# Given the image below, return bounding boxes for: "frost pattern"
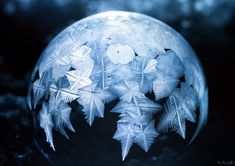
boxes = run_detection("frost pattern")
[28,12,208,160]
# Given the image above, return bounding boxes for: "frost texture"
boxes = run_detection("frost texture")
[28,11,208,160]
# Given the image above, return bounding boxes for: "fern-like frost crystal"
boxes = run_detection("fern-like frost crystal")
[28,11,208,160]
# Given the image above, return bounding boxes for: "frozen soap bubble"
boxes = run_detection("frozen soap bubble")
[28,11,208,160]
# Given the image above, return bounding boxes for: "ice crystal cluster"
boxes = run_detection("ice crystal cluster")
[28,11,208,160]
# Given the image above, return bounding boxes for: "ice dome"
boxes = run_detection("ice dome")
[28,11,208,160]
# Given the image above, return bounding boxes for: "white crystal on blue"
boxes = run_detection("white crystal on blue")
[28,11,208,160]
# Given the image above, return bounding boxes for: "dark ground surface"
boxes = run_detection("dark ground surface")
[0,1,235,166]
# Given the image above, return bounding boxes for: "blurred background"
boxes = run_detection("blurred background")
[0,0,234,165]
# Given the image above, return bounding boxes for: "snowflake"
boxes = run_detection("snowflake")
[28,11,208,160]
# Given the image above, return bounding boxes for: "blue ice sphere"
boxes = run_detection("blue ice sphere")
[28,11,208,160]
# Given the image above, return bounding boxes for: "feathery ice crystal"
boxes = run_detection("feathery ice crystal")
[28,11,208,160]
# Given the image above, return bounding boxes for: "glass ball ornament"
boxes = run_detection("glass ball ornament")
[28,11,208,162]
